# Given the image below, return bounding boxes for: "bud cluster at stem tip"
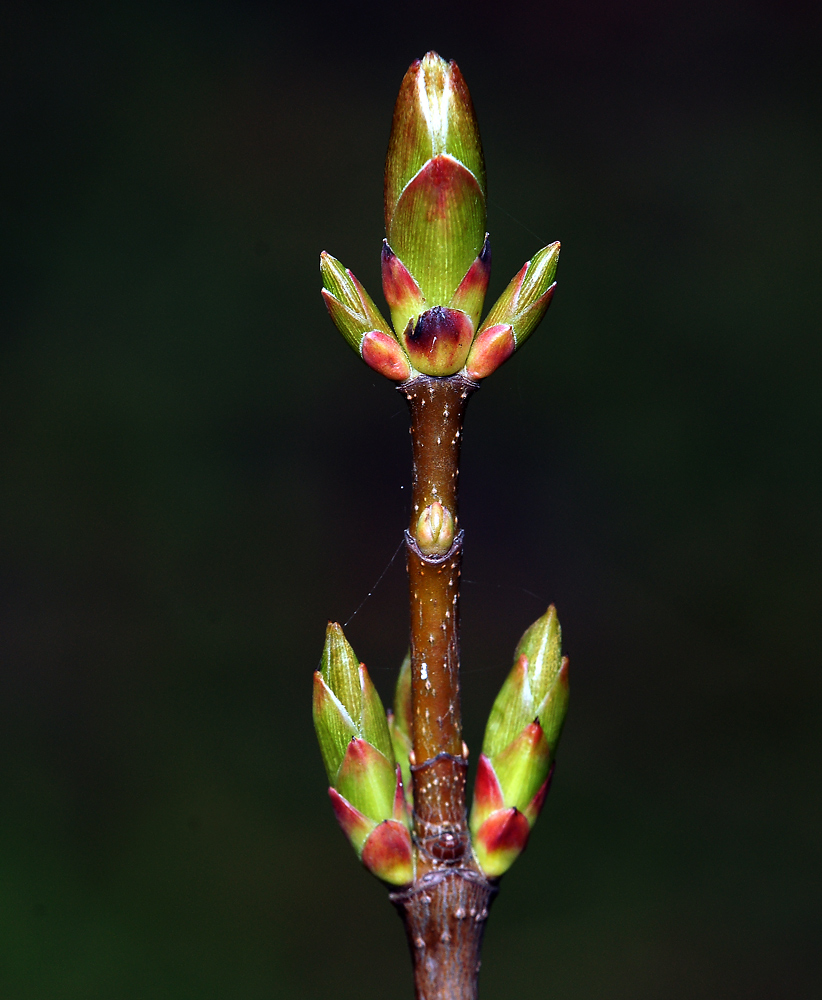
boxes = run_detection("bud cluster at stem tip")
[312,623,414,885]
[320,51,560,382]
[469,606,569,877]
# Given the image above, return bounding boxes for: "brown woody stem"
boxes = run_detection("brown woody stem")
[392,374,495,1000]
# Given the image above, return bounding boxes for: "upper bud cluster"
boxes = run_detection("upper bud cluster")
[320,52,560,382]
[313,623,413,885]
[469,606,569,877]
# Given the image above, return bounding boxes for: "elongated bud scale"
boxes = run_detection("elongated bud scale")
[415,502,455,555]
[384,52,486,309]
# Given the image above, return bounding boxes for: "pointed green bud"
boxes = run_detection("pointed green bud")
[464,323,515,380]
[320,252,411,381]
[313,623,395,783]
[482,606,567,760]
[478,242,560,352]
[385,52,487,308]
[470,607,568,878]
[415,502,455,556]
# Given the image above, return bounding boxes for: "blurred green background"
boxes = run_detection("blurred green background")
[2,1,820,997]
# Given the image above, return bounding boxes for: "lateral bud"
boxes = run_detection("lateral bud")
[319,252,411,381]
[470,242,560,377]
[469,605,569,877]
[312,623,413,885]
[415,502,455,556]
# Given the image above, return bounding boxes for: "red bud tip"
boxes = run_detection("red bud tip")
[474,808,531,878]
[402,305,474,376]
[465,323,515,379]
[361,331,411,381]
[361,820,414,885]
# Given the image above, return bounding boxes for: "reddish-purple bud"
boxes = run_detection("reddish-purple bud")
[400,305,474,376]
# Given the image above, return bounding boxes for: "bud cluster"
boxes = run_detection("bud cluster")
[469,606,569,877]
[320,51,560,382]
[313,623,413,885]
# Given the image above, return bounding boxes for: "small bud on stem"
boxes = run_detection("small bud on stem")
[415,502,455,556]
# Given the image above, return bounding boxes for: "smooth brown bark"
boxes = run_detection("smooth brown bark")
[394,374,495,1000]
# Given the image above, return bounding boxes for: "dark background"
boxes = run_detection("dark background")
[2,1,820,997]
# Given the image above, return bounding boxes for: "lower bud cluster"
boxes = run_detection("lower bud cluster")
[313,624,414,886]
[313,609,568,886]
[469,605,569,876]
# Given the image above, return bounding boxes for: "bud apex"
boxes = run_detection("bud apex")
[385,53,486,308]
[402,306,474,376]
[478,242,560,352]
[320,252,410,380]
[415,502,455,556]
